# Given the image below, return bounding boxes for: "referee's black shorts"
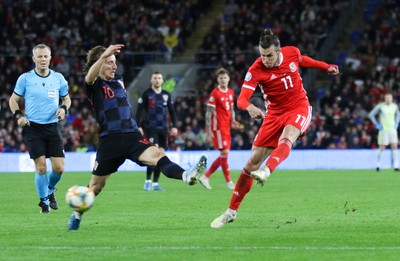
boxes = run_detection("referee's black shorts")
[24,122,64,159]
[93,132,155,176]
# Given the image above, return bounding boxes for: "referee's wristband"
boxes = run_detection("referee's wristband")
[13,110,23,120]
[60,105,68,114]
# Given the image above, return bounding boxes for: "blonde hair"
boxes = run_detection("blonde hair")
[215,68,229,77]
[32,44,51,56]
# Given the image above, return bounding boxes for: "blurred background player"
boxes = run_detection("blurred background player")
[136,72,178,191]
[199,68,239,190]
[211,29,339,228]
[68,44,206,230]
[9,43,71,213]
[368,93,400,171]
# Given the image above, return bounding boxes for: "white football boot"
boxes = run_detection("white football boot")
[250,167,270,186]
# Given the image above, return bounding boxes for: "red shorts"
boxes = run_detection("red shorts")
[211,129,231,150]
[253,102,312,148]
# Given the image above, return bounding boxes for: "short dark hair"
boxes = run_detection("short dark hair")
[259,28,280,49]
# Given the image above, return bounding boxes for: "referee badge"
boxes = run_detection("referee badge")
[48,89,56,100]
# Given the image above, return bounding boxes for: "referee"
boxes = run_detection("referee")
[9,44,71,214]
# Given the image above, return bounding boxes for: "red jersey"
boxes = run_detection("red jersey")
[238,46,329,115]
[207,87,235,132]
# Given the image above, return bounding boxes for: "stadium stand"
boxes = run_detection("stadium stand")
[1,0,399,153]
[0,0,210,152]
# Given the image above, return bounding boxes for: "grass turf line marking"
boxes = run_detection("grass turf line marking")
[1,246,400,251]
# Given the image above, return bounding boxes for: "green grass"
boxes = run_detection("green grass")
[1,169,400,260]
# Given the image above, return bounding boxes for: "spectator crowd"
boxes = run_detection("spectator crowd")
[1,0,400,153]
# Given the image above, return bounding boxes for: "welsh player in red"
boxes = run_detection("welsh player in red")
[211,29,339,228]
[199,68,239,190]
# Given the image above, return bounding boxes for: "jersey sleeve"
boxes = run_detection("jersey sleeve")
[167,92,177,127]
[207,89,217,108]
[237,69,258,111]
[14,73,26,96]
[368,104,381,125]
[230,89,235,105]
[59,73,69,97]
[298,46,330,71]
[135,90,146,126]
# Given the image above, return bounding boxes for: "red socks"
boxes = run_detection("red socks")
[205,155,231,182]
[205,156,220,178]
[229,168,254,210]
[220,155,231,182]
[266,138,292,172]
[227,138,293,212]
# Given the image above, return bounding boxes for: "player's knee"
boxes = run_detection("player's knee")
[36,165,47,174]
[53,165,64,174]
[152,147,166,161]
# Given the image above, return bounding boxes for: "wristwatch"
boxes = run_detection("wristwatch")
[14,110,23,120]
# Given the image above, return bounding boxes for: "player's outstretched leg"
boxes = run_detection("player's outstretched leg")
[183,155,207,185]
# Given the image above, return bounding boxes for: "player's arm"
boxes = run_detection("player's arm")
[368,105,382,129]
[9,92,30,127]
[395,106,400,129]
[85,44,124,85]
[205,105,214,143]
[9,92,21,115]
[136,93,146,135]
[56,94,71,120]
[167,92,177,136]
[300,55,339,75]
[237,86,265,119]
[230,103,240,129]
[205,105,214,134]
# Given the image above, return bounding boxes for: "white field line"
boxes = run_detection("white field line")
[1,246,400,251]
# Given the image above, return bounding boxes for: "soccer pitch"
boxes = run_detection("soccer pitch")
[1,169,400,261]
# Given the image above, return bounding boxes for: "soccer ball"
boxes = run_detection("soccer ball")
[65,185,95,213]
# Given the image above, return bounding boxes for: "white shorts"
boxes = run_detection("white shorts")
[378,129,398,146]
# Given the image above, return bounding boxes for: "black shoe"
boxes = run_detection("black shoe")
[394,168,399,172]
[376,167,380,172]
[38,201,50,214]
[48,193,59,210]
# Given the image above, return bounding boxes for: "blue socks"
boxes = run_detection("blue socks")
[35,173,49,205]
[35,171,62,205]
[48,171,62,195]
